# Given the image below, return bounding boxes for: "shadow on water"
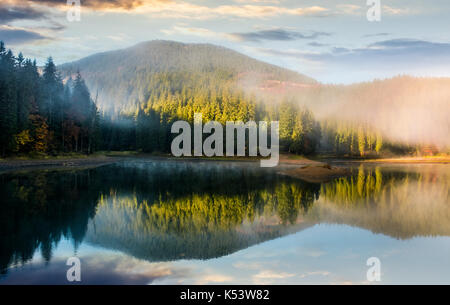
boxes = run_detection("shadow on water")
[0,160,449,275]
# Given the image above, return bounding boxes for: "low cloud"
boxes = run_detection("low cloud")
[308,42,329,47]
[367,39,448,50]
[161,25,217,38]
[228,29,331,42]
[363,33,391,38]
[161,26,331,44]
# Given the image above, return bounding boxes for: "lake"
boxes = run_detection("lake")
[0,159,449,284]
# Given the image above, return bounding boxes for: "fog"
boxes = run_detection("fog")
[239,75,450,149]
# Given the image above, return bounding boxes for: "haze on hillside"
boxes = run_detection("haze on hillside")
[59,40,450,150]
[59,41,315,111]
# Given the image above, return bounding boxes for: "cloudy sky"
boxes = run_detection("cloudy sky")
[1,0,450,83]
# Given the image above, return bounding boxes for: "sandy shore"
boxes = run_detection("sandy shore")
[278,165,351,183]
[277,155,351,183]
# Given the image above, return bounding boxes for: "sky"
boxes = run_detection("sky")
[1,0,450,84]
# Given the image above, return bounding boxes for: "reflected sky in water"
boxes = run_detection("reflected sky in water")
[0,160,449,284]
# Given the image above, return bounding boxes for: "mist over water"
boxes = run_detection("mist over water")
[240,75,450,149]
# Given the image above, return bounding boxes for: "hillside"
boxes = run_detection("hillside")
[269,76,450,150]
[58,40,450,152]
[59,40,316,111]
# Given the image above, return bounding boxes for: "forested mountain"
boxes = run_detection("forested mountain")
[59,40,316,112]
[57,40,322,154]
[0,40,321,156]
[58,40,449,156]
[2,39,448,157]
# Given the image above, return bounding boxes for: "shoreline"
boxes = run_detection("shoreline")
[277,155,351,183]
[0,156,121,173]
[359,157,450,164]
[1,154,447,182]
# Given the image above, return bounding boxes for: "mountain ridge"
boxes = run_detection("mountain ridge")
[58,40,316,111]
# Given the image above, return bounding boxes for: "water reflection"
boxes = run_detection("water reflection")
[316,165,450,238]
[0,169,99,274]
[0,160,449,280]
[85,162,320,261]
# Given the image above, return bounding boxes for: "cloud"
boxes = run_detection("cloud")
[252,47,317,58]
[195,274,234,285]
[335,3,414,17]
[254,270,295,279]
[233,0,280,3]
[256,39,450,63]
[228,28,331,42]
[0,25,48,44]
[213,5,329,18]
[3,0,421,20]
[298,271,331,278]
[363,33,391,38]
[308,42,329,47]
[0,255,189,285]
[19,0,329,19]
[383,5,412,16]
[27,0,153,10]
[254,38,450,83]
[252,270,295,284]
[162,25,218,38]
[0,3,62,47]
[0,3,47,23]
[367,39,447,50]
[336,4,361,15]
[331,47,350,54]
[161,26,332,45]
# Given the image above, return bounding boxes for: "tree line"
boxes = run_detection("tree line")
[0,42,100,156]
[2,41,388,157]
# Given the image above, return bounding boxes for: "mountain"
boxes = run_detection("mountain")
[58,40,316,112]
[58,40,450,150]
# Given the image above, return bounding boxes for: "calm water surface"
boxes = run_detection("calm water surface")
[0,160,449,284]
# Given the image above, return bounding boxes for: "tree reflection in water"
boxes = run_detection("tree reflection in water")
[0,161,448,275]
